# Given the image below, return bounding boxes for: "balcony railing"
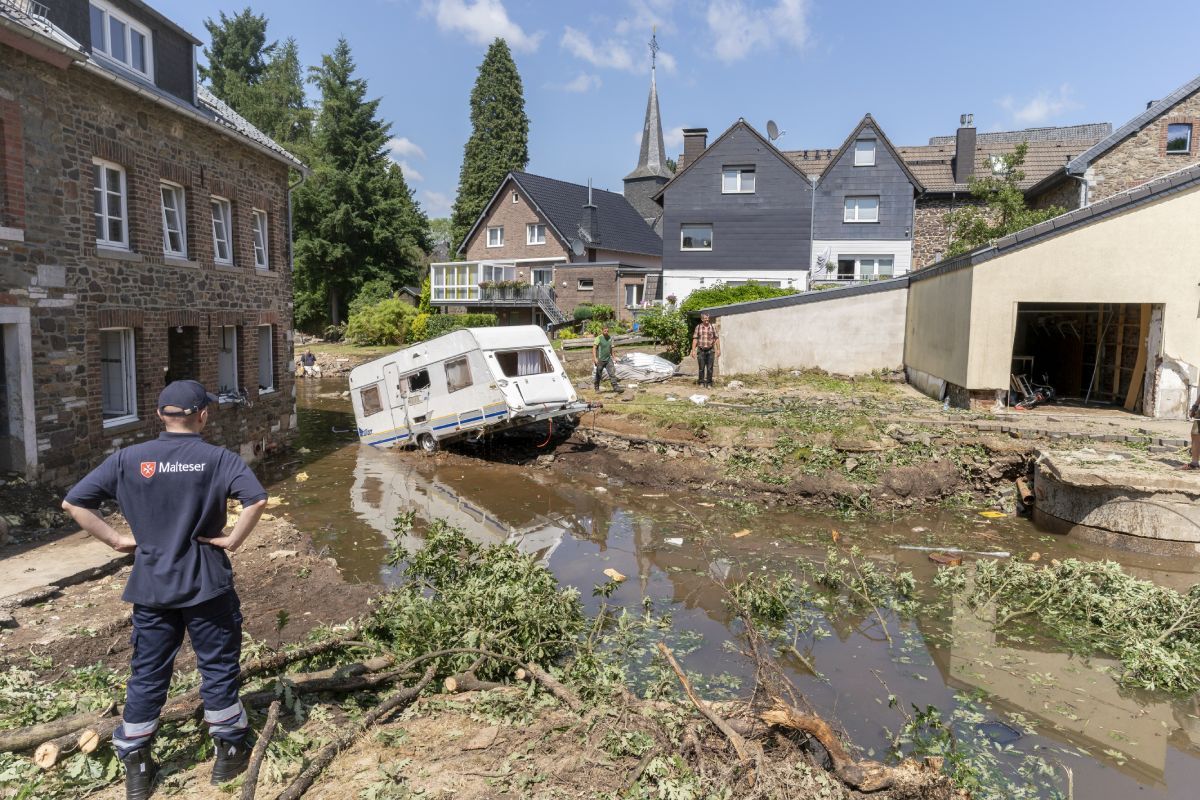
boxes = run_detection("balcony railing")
[1,0,51,24]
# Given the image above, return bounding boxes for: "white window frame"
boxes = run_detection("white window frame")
[251,208,269,270]
[624,283,643,307]
[511,190,519,204]
[1166,123,1193,155]
[217,325,239,397]
[680,224,713,251]
[99,327,137,427]
[853,139,876,167]
[160,181,187,257]
[257,324,274,393]
[93,158,128,249]
[526,223,546,245]
[89,0,153,79]
[843,196,879,223]
[486,226,504,248]
[578,278,594,291]
[431,263,480,301]
[211,196,233,264]
[721,167,756,194]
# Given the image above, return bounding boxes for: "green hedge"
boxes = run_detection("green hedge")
[679,281,795,314]
[345,298,416,346]
[410,312,498,342]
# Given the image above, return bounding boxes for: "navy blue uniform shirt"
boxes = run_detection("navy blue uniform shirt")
[64,432,269,608]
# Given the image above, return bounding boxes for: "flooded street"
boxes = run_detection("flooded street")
[266,379,1200,799]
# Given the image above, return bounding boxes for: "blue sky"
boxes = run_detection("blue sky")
[153,0,1200,219]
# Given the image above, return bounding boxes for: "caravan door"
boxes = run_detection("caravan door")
[402,368,432,428]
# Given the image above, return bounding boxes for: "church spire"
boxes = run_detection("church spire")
[624,28,671,181]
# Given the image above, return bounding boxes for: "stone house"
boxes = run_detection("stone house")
[0,0,305,484]
[430,170,662,326]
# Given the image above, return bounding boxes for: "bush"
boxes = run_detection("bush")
[348,278,397,319]
[409,312,430,343]
[417,276,433,314]
[321,322,346,343]
[410,312,498,342]
[590,304,615,322]
[573,304,595,322]
[637,305,689,361]
[345,298,416,346]
[584,318,628,336]
[679,281,795,314]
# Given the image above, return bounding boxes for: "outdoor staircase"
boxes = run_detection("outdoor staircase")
[533,285,569,327]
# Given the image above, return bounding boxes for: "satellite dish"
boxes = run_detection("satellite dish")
[767,120,779,140]
[569,238,585,257]
[815,246,831,271]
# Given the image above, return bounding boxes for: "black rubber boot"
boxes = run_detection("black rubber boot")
[122,747,157,800]
[210,737,251,785]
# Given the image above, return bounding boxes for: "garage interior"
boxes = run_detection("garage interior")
[1010,302,1157,412]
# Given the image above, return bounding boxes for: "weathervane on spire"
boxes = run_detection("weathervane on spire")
[649,26,659,72]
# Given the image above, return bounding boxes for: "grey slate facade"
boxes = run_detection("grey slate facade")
[813,117,917,242]
[659,122,814,276]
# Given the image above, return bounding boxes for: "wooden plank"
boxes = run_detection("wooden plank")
[1124,303,1151,411]
[1111,306,1126,396]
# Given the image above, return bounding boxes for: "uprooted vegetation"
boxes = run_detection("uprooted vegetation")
[0,521,964,800]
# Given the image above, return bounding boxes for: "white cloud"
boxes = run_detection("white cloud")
[561,27,635,71]
[999,84,1078,125]
[421,189,453,217]
[656,51,677,73]
[387,137,426,160]
[557,73,603,93]
[398,162,424,182]
[705,0,809,64]
[422,0,543,53]
[615,0,675,36]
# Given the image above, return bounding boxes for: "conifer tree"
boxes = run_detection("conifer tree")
[449,39,530,254]
[199,8,273,107]
[293,39,428,328]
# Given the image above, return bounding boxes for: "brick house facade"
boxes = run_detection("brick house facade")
[0,1,304,484]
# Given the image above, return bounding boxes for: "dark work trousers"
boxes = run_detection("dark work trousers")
[696,347,715,385]
[594,358,621,391]
[112,591,248,757]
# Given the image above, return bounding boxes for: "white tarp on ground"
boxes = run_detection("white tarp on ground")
[614,352,677,382]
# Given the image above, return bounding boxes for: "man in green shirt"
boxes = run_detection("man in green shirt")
[592,324,622,392]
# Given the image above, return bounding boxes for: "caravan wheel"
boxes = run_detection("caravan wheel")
[418,433,439,453]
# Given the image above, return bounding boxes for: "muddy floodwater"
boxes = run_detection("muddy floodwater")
[265,379,1200,799]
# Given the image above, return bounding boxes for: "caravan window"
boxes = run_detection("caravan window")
[496,349,552,377]
[360,384,383,416]
[405,369,430,393]
[445,357,473,393]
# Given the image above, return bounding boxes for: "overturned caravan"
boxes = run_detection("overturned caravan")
[349,326,590,451]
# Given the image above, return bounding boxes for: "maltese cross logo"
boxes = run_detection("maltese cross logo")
[140,461,156,479]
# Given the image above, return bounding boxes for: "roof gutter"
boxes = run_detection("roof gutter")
[0,14,87,63]
[74,58,308,173]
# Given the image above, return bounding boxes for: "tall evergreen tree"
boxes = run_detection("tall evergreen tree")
[244,38,312,148]
[449,39,529,254]
[199,8,274,107]
[293,39,428,328]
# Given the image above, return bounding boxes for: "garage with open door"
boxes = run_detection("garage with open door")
[1010,302,1159,411]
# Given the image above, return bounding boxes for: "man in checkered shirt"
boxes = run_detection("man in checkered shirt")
[691,313,719,388]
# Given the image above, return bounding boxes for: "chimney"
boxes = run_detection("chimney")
[579,179,599,247]
[953,113,976,184]
[679,128,708,171]
[1146,99,1156,109]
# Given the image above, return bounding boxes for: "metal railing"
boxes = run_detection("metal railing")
[1,0,51,24]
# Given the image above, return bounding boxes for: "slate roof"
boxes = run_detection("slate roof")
[1067,74,1200,174]
[816,113,925,191]
[458,171,663,258]
[0,1,304,170]
[783,123,1109,192]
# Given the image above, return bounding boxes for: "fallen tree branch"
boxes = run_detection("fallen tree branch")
[656,643,751,765]
[240,700,281,800]
[273,665,437,800]
[0,703,114,754]
[443,671,504,693]
[760,698,897,792]
[394,647,583,713]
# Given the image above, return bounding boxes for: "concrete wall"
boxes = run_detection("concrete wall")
[714,282,908,376]
[903,262,974,390]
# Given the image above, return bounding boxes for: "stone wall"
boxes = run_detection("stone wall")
[461,177,568,262]
[1029,175,1082,212]
[0,45,297,485]
[912,197,975,269]
[1087,89,1200,203]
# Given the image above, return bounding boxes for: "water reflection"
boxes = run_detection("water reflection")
[266,379,1200,799]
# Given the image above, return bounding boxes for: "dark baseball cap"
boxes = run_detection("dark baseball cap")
[157,380,217,417]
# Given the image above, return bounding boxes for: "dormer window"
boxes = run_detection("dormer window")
[90,1,153,79]
[854,139,876,167]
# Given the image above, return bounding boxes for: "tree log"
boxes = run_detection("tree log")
[443,672,504,693]
[657,643,751,765]
[273,665,437,800]
[240,700,281,800]
[760,698,897,792]
[0,704,113,754]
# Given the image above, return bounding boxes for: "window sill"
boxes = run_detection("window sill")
[163,255,199,268]
[0,226,24,242]
[96,246,143,262]
[258,388,276,396]
[215,262,241,272]
[102,416,143,433]
[680,248,713,252]
[720,190,755,195]
[842,220,880,224]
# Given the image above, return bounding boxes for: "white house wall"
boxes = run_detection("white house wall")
[663,269,809,304]
[810,240,912,276]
